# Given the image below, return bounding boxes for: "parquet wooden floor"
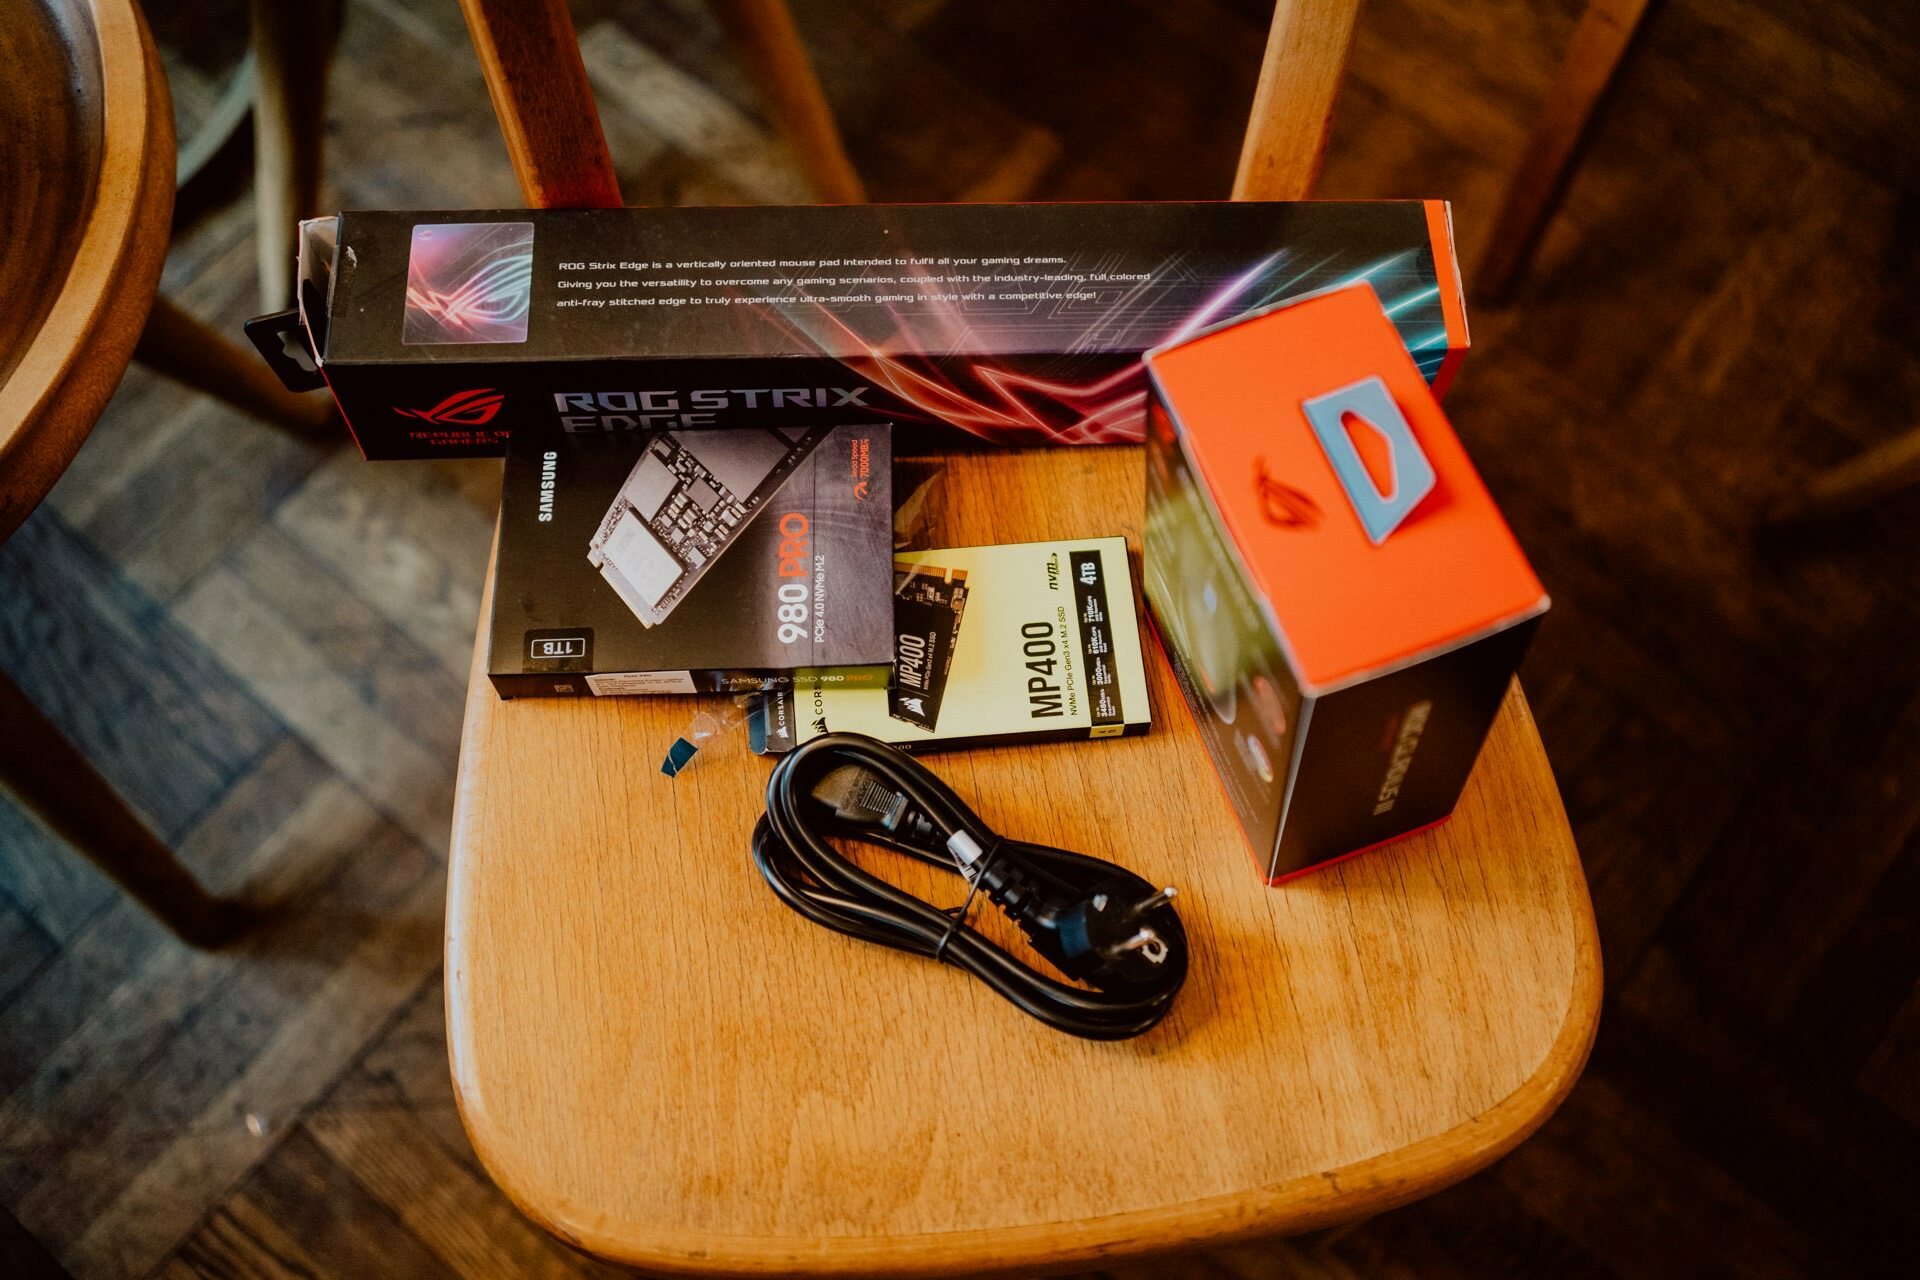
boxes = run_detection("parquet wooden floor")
[4,0,1917,1276]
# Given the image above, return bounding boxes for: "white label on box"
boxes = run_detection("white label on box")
[585,671,697,696]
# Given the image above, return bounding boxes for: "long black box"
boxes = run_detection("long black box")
[291,202,1468,459]
[1143,285,1545,882]
[488,421,894,698]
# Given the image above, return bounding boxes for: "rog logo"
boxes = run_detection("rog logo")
[396,388,504,426]
[1254,458,1323,530]
[852,479,871,501]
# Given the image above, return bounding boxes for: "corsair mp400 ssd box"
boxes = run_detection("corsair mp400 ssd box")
[747,537,1152,754]
[279,202,1468,458]
[1143,283,1546,883]
[488,421,893,698]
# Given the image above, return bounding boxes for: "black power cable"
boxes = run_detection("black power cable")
[750,733,1189,1040]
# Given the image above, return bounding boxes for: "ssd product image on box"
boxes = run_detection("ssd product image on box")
[489,422,893,697]
[889,561,969,729]
[749,537,1150,753]
[588,426,830,626]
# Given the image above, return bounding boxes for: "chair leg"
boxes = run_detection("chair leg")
[0,669,247,948]
[250,0,335,311]
[134,293,336,434]
[710,0,866,204]
[1231,0,1362,202]
[1473,0,1655,304]
[1766,426,1920,527]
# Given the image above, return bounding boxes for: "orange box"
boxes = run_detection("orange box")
[1143,282,1547,882]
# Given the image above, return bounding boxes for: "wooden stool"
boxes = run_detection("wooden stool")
[442,1,1601,1271]
[0,0,251,947]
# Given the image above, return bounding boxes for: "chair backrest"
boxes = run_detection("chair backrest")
[1233,0,1360,199]
[456,0,1360,211]
[459,0,622,210]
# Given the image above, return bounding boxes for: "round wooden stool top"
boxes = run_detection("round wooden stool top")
[0,0,174,543]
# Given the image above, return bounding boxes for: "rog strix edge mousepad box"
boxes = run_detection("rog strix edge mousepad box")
[487,420,894,698]
[286,202,1467,458]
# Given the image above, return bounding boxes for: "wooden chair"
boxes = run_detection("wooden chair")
[1467,0,1918,523]
[0,0,254,946]
[244,0,339,310]
[128,1,344,427]
[463,0,862,208]
[150,1,343,311]
[443,1,1602,1272]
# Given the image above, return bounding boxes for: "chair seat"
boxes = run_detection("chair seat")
[446,444,1600,1276]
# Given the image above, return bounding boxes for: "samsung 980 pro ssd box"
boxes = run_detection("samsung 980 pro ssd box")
[487,421,893,698]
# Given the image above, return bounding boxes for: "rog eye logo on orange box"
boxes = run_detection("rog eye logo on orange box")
[1253,460,1322,530]
[1143,282,1547,884]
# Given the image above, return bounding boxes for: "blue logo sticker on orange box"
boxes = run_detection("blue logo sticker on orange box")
[1300,374,1437,546]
